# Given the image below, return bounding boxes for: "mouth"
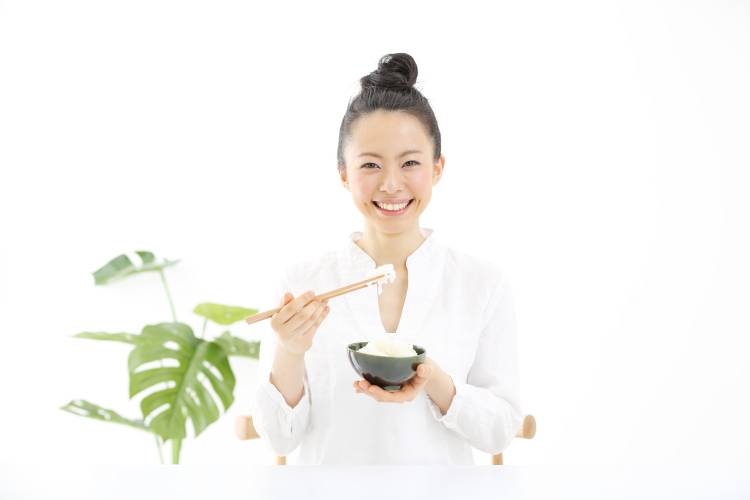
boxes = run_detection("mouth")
[372,199,414,216]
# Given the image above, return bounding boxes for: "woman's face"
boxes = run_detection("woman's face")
[340,110,445,235]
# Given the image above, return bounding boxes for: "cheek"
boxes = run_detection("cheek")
[350,177,377,203]
[410,171,434,197]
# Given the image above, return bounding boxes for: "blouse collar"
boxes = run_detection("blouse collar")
[341,227,443,336]
[346,227,438,269]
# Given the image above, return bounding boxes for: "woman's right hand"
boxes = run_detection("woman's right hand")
[270,290,330,356]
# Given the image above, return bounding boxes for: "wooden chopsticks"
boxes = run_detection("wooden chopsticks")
[244,273,388,325]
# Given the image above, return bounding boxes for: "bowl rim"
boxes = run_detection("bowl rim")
[347,341,426,359]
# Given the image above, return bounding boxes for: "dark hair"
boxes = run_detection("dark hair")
[336,53,442,173]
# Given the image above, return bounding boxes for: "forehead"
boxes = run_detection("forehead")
[348,110,431,155]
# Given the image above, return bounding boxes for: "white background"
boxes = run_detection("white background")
[1,0,748,467]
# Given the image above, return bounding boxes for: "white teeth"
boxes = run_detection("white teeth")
[375,200,409,211]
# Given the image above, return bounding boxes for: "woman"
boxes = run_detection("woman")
[252,53,523,465]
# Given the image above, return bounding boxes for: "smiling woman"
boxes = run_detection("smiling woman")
[343,109,440,228]
[336,53,444,236]
[250,53,524,465]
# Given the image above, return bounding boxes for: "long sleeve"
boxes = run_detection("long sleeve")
[427,273,524,454]
[250,271,312,456]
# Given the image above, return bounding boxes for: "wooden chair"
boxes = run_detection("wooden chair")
[235,413,536,465]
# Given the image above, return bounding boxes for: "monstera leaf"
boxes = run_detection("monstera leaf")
[128,322,235,440]
[73,331,140,344]
[93,251,179,285]
[214,331,260,358]
[73,330,258,358]
[193,302,258,325]
[60,399,149,432]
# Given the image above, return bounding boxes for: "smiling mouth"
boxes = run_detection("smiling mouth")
[372,199,414,215]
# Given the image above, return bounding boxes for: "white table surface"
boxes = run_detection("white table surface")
[1,464,748,500]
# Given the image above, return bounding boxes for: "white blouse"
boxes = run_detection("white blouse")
[250,227,523,465]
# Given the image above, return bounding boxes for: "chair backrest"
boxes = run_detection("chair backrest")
[235,413,536,465]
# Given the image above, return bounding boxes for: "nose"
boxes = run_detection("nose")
[380,166,404,193]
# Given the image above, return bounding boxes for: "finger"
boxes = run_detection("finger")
[296,303,329,337]
[396,383,418,401]
[367,384,397,402]
[353,379,375,396]
[396,368,431,401]
[413,363,433,384]
[355,383,381,401]
[270,292,294,327]
[275,290,315,325]
[317,304,331,327]
[284,298,324,332]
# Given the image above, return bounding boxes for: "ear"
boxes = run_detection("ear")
[431,154,445,186]
[339,166,350,191]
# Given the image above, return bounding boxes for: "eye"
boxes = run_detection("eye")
[360,163,380,169]
[403,160,420,168]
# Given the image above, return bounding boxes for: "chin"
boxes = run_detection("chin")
[374,218,419,232]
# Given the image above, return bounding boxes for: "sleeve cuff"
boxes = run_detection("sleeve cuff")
[259,374,311,429]
[427,381,467,430]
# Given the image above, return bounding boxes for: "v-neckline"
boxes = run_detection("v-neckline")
[377,268,408,333]
[342,228,442,338]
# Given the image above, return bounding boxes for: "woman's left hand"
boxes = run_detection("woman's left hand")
[353,358,435,403]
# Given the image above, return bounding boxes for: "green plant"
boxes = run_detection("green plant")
[60,251,260,464]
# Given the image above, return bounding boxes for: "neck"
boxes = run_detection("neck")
[357,224,426,270]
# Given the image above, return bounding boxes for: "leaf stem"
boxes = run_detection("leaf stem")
[171,438,182,464]
[201,318,207,339]
[159,269,177,322]
[155,434,164,464]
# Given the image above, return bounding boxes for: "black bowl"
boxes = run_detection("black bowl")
[347,341,427,391]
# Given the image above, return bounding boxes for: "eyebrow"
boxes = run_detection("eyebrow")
[358,150,422,159]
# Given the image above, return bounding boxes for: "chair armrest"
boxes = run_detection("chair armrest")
[235,415,260,440]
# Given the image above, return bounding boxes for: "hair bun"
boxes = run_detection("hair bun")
[360,53,418,91]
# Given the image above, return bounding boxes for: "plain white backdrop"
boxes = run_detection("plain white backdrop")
[1,0,748,466]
